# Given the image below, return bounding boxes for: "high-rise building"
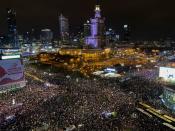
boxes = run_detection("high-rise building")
[123,24,131,41]
[40,29,53,46]
[7,8,19,48]
[59,14,69,42]
[85,1,106,48]
[83,20,91,37]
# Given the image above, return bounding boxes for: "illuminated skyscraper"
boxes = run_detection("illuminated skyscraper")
[7,8,19,48]
[85,0,106,48]
[59,14,69,42]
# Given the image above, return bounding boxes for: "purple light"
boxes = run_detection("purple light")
[85,4,105,48]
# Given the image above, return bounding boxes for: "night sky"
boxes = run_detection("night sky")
[1,0,175,40]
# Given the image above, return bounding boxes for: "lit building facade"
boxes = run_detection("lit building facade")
[85,3,106,48]
[83,20,91,37]
[123,24,131,41]
[59,14,69,42]
[106,28,119,42]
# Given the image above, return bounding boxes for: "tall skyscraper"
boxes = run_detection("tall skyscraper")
[7,8,19,48]
[85,0,106,48]
[59,14,69,42]
[83,20,91,37]
[123,24,131,41]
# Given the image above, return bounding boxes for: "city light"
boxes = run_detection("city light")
[0,1,175,130]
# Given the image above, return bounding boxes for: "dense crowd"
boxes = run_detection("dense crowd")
[0,64,173,130]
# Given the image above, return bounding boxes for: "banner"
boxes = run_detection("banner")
[0,59,24,86]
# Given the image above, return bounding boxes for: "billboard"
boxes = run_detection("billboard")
[1,55,21,60]
[0,59,24,87]
[159,67,175,79]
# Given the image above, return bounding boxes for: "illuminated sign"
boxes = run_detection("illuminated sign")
[0,49,21,56]
[1,55,21,60]
[104,68,116,73]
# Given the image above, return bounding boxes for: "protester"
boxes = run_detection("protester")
[0,64,171,130]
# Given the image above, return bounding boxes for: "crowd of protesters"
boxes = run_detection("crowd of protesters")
[0,63,173,130]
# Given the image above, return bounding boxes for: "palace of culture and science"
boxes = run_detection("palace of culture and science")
[85,2,106,48]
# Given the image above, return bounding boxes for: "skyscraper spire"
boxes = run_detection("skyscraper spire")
[95,0,101,18]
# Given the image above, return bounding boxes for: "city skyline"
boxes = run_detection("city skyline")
[1,1,175,131]
[0,0,175,40]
